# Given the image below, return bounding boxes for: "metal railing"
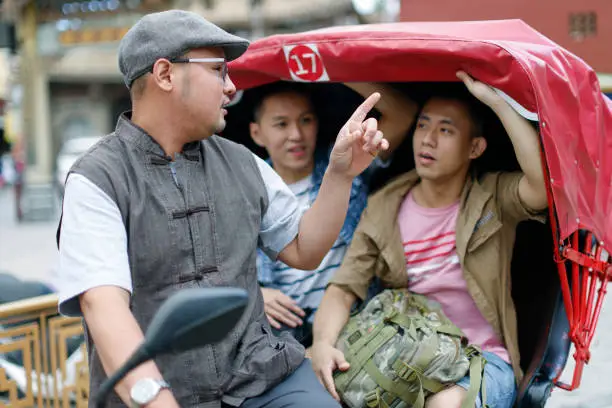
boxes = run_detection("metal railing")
[0,294,89,407]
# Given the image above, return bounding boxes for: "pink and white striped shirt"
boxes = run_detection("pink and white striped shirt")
[398,190,510,363]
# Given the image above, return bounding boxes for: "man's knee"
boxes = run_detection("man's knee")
[289,364,341,407]
[260,383,340,408]
[294,388,341,408]
[254,360,341,408]
[425,386,466,408]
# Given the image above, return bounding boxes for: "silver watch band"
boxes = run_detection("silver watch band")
[129,379,170,408]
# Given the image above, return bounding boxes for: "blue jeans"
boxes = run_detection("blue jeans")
[456,351,517,408]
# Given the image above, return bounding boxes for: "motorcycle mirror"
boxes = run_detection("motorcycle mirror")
[95,287,249,407]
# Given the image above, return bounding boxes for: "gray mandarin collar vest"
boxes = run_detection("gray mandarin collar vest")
[65,114,305,408]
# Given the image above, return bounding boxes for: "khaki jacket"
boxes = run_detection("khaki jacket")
[330,170,546,381]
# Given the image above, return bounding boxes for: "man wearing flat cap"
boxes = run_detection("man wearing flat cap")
[56,9,387,408]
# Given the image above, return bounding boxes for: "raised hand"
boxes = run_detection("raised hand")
[457,70,503,108]
[328,92,389,178]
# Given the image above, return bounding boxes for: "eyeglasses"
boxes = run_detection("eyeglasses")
[170,57,228,84]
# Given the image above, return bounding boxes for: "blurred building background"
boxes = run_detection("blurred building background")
[0,2,610,406]
[0,0,608,215]
[0,0,377,192]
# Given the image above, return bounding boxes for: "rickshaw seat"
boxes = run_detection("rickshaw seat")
[511,221,572,408]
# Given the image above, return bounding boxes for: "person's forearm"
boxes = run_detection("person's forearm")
[80,287,179,407]
[289,170,353,270]
[345,82,417,159]
[345,82,415,119]
[490,99,546,191]
[313,285,356,345]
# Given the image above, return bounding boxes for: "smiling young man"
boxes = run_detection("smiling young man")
[248,83,416,347]
[310,73,548,408]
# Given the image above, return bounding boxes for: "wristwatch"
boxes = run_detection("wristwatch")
[129,378,170,408]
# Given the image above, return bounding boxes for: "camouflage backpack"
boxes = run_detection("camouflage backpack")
[334,289,488,408]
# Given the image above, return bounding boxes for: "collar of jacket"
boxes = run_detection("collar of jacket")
[361,169,494,278]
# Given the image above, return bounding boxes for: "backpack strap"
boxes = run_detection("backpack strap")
[460,346,488,408]
[364,359,425,408]
[334,323,397,390]
[387,312,465,341]
[393,360,446,394]
[364,389,392,408]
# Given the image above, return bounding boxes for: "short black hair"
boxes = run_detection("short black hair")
[422,87,488,139]
[251,82,315,123]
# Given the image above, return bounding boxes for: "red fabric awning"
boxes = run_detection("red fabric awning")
[229,19,612,250]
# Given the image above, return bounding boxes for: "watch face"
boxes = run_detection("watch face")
[131,379,161,405]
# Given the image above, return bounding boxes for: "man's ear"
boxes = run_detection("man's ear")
[150,59,174,92]
[249,122,266,148]
[469,136,487,160]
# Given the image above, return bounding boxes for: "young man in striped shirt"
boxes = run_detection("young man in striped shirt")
[249,82,416,347]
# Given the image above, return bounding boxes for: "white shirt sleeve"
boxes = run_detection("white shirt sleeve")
[252,153,307,260]
[57,173,132,317]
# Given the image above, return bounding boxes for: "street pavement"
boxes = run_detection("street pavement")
[0,186,610,406]
[546,297,612,408]
[0,186,61,286]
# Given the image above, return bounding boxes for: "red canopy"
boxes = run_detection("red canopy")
[229,19,612,251]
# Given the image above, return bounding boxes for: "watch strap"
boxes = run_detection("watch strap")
[129,378,171,408]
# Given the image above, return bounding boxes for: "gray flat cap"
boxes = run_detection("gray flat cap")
[118,9,250,88]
